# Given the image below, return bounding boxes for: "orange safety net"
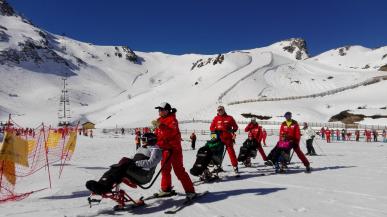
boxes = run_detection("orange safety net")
[0,116,79,203]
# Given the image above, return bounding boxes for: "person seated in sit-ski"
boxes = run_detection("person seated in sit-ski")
[86,133,162,195]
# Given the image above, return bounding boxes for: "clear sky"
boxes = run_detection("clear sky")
[6,0,387,56]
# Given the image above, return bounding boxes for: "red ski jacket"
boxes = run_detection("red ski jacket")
[245,123,262,143]
[279,120,301,145]
[155,113,182,149]
[325,130,331,137]
[210,113,238,143]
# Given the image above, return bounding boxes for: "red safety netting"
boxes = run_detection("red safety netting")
[0,115,79,203]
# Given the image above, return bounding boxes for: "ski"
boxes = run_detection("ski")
[164,191,209,214]
[193,176,221,186]
[142,189,177,201]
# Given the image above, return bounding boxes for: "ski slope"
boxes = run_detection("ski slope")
[1,131,386,217]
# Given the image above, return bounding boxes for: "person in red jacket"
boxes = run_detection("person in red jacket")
[320,127,325,140]
[355,129,360,141]
[364,129,372,142]
[153,102,195,198]
[336,129,340,141]
[210,105,239,173]
[325,128,331,143]
[190,132,197,150]
[244,118,267,161]
[277,112,310,172]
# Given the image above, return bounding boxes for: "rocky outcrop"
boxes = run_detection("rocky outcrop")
[0,30,9,42]
[114,46,139,63]
[379,64,387,72]
[329,110,387,124]
[241,113,272,120]
[122,46,138,63]
[0,0,15,16]
[337,46,351,56]
[0,37,77,72]
[281,38,309,60]
[191,54,225,70]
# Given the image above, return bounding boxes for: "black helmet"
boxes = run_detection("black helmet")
[141,133,157,146]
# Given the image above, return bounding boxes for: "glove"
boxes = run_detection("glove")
[151,119,160,128]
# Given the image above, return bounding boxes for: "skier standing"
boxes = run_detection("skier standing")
[325,128,331,143]
[355,129,360,141]
[134,131,141,150]
[382,129,387,143]
[210,105,239,174]
[190,132,197,150]
[365,129,372,142]
[153,102,196,198]
[302,122,317,155]
[320,127,325,140]
[336,129,340,141]
[341,129,346,141]
[372,129,378,142]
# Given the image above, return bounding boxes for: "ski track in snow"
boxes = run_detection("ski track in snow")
[212,54,253,84]
[217,52,272,102]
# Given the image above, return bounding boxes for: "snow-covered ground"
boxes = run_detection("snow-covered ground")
[1,1,387,216]
[1,130,386,217]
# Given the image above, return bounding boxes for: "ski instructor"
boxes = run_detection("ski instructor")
[279,112,311,172]
[210,105,239,174]
[153,102,196,199]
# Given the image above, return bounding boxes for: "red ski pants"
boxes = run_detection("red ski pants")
[293,143,310,167]
[160,148,195,193]
[257,145,268,161]
[223,140,238,167]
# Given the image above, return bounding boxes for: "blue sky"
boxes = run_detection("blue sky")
[7,0,387,56]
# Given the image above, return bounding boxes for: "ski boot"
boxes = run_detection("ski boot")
[305,165,312,173]
[264,160,274,167]
[154,188,177,198]
[233,166,240,176]
[243,158,252,167]
[86,180,111,195]
[199,168,212,181]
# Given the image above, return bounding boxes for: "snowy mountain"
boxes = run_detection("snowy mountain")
[2,2,387,217]
[1,0,387,128]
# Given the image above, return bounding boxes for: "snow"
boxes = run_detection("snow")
[1,130,386,217]
[1,5,387,215]
[313,45,387,70]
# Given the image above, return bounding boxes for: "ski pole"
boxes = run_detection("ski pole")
[288,150,295,163]
[314,139,326,156]
[314,139,336,165]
